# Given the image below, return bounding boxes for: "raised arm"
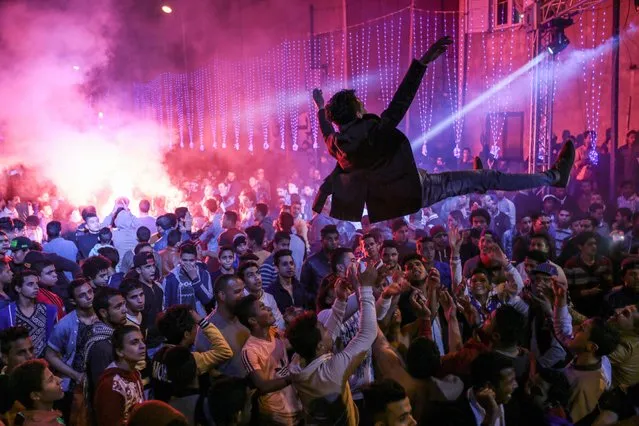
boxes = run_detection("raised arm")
[313,89,335,139]
[380,36,452,130]
[321,264,378,385]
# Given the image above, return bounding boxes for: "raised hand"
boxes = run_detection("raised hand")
[551,277,568,307]
[312,88,325,109]
[420,36,453,65]
[410,290,431,318]
[358,261,379,288]
[382,282,402,299]
[335,278,352,301]
[439,290,457,322]
[449,226,463,255]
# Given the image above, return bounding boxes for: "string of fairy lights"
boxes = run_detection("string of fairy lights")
[132,6,609,161]
[578,7,607,165]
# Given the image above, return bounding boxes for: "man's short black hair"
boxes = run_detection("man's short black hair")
[493,305,526,347]
[470,208,491,226]
[136,226,151,243]
[119,278,143,298]
[362,379,408,423]
[589,318,621,357]
[589,202,605,213]
[617,207,633,221]
[218,245,234,257]
[0,326,30,356]
[391,219,408,233]
[68,278,91,300]
[406,337,440,379]
[278,212,294,231]
[273,231,291,245]
[112,325,142,360]
[93,287,122,321]
[139,199,151,214]
[235,294,259,329]
[223,211,238,224]
[255,203,268,218]
[325,89,360,126]
[156,304,196,345]
[9,359,48,409]
[214,274,239,303]
[329,247,353,273]
[286,311,321,361]
[321,225,339,238]
[470,352,514,391]
[381,240,399,251]
[238,261,260,280]
[179,241,198,257]
[134,242,152,255]
[274,249,293,267]
[175,207,189,220]
[81,255,112,280]
[401,253,424,269]
[167,229,182,248]
[245,226,265,246]
[45,221,62,239]
[204,198,218,214]
[575,231,598,247]
[0,217,14,232]
[363,229,382,243]
[97,247,120,268]
[156,214,178,232]
[525,250,548,263]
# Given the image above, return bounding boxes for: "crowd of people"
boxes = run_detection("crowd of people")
[0,130,637,426]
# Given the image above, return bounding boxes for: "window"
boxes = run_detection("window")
[493,0,522,29]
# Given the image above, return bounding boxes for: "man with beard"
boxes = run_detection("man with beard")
[195,274,250,378]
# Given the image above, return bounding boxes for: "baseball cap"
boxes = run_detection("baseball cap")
[10,236,32,251]
[531,262,558,277]
[429,225,447,238]
[133,252,155,269]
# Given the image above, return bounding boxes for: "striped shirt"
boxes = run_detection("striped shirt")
[259,256,278,289]
[241,329,302,425]
[564,255,613,316]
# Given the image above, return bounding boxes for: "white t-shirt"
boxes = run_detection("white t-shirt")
[241,329,302,425]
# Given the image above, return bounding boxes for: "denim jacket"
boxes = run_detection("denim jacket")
[47,310,79,391]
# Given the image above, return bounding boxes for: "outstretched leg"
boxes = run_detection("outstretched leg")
[421,142,575,207]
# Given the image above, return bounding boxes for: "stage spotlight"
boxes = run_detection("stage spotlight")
[547,31,570,55]
[546,17,573,55]
[161,5,173,14]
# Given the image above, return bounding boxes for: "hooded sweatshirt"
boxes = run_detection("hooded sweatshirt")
[112,211,139,268]
[288,287,376,426]
[94,362,144,426]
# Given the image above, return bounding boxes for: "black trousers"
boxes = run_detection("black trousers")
[420,169,556,207]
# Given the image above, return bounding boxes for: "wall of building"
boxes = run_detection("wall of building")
[461,0,639,165]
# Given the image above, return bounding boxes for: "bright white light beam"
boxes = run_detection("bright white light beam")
[412,52,548,150]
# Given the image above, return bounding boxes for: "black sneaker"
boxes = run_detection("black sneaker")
[473,157,483,170]
[550,141,575,187]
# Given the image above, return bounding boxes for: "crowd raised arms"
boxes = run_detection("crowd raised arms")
[1,36,639,425]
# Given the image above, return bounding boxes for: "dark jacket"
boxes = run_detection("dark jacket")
[300,250,331,302]
[266,276,311,313]
[313,60,427,223]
